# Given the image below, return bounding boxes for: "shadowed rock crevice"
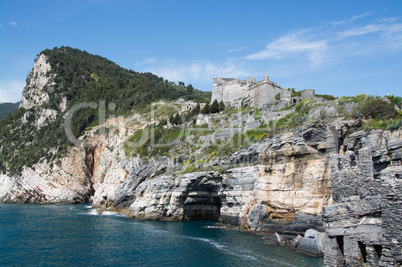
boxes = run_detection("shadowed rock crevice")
[83,145,97,201]
[182,175,222,220]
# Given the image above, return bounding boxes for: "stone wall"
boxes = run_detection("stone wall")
[302,89,315,100]
[322,129,402,266]
[211,77,247,107]
[211,75,285,109]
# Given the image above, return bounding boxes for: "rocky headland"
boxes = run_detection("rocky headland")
[1,47,401,266]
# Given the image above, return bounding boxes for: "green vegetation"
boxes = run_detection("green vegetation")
[290,88,301,97]
[124,124,190,159]
[388,119,402,132]
[253,108,262,120]
[210,99,220,114]
[315,94,337,101]
[274,99,316,132]
[358,96,396,120]
[201,102,210,114]
[386,95,402,109]
[277,104,293,111]
[342,95,402,131]
[219,101,225,112]
[0,102,19,119]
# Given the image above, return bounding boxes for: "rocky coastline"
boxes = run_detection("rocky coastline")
[1,48,401,266]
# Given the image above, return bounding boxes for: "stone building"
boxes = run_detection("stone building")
[211,75,316,108]
[211,75,284,108]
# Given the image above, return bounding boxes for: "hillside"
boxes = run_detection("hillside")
[0,47,211,175]
[0,102,19,119]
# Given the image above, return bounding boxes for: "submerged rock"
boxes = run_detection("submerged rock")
[266,232,284,245]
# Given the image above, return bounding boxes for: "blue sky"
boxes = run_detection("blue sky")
[0,0,401,103]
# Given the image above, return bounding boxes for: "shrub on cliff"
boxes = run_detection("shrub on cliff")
[386,95,402,109]
[358,97,396,120]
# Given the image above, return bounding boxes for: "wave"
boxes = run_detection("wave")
[87,209,99,215]
[101,211,126,217]
[86,209,127,217]
[179,235,299,266]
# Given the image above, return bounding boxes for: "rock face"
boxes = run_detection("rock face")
[322,129,402,266]
[104,121,336,236]
[218,122,335,234]
[19,54,53,110]
[0,147,91,203]
[129,172,222,221]
[0,129,127,204]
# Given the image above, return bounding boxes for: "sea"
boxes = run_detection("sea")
[0,204,323,266]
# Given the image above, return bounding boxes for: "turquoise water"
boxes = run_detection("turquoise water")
[0,204,323,266]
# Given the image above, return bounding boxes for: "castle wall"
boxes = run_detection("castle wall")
[249,81,282,108]
[280,90,292,102]
[211,77,247,106]
[211,76,285,108]
[302,89,315,100]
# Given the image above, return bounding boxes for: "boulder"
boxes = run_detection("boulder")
[266,232,284,245]
[296,229,324,257]
[291,235,303,248]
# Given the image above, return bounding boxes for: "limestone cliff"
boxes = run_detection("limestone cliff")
[107,120,352,235]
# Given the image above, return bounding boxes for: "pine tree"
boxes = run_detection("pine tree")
[210,99,219,113]
[201,102,210,114]
[193,102,200,114]
[219,100,225,112]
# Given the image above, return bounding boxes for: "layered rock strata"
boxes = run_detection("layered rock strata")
[322,129,402,266]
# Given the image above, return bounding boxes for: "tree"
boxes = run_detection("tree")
[201,102,210,114]
[173,113,181,125]
[219,100,225,112]
[178,81,185,87]
[193,102,200,114]
[186,84,194,95]
[210,99,219,113]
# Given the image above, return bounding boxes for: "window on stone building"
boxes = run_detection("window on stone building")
[358,241,367,263]
[336,236,344,256]
[374,245,382,258]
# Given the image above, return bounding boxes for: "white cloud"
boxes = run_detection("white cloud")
[245,31,328,66]
[375,17,400,23]
[337,21,402,51]
[339,23,386,38]
[158,61,244,81]
[8,21,18,27]
[0,80,25,103]
[142,60,246,90]
[332,12,373,26]
[134,58,157,65]
[227,46,249,53]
